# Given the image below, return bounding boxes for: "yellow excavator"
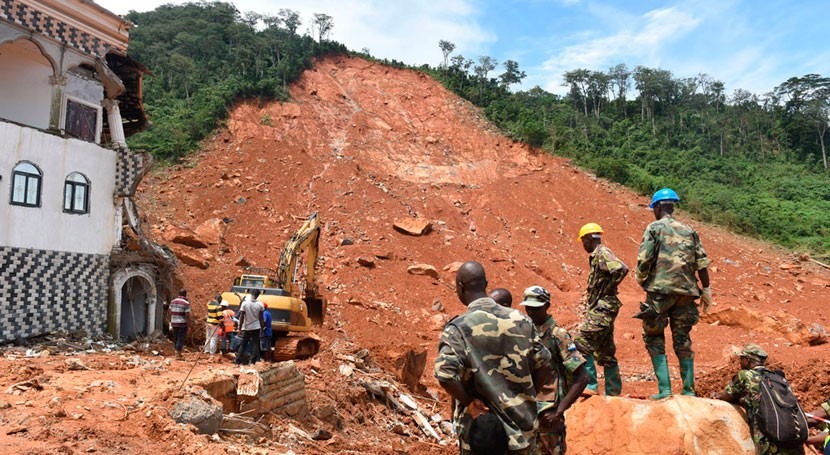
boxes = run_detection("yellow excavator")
[221,212,326,360]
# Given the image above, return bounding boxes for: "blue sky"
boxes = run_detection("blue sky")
[96,0,829,97]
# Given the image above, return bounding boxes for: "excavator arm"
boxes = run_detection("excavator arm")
[276,212,320,300]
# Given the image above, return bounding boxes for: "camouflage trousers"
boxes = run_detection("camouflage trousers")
[750,428,805,455]
[536,401,565,455]
[640,293,699,359]
[574,296,621,368]
[459,438,537,455]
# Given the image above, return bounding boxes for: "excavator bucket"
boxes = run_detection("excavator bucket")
[305,297,326,325]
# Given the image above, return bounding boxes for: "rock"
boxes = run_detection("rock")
[339,238,354,246]
[432,299,444,312]
[357,257,376,268]
[374,251,394,260]
[622,332,635,340]
[166,228,209,249]
[310,429,332,440]
[408,263,439,279]
[168,396,223,435]
[442,262,463,274]
[234,256,250,267]
[567,396,753,454]
[393,218,432,236]
[397,349,427,392]
[174,248,209,269]
[429,313,447,331]
[194,218,226,245]
[66,358,90,371]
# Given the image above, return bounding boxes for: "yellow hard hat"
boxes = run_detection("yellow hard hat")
[578,223,604,241]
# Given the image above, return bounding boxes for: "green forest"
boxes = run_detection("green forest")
[124,2,830,258]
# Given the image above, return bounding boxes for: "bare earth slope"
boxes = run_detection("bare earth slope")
[2,55,828,454]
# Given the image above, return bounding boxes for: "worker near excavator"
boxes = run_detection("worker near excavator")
[235,289,265,365]
[169,289,191,360]
[205,294,223,356]
[489,287,513,308]
[635,188,711,399]
[435,261,551,455]
[574,223,628,396]
[712,344,805,455]
[521,285,590,454]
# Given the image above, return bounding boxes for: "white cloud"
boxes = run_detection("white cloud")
[534,6,701,94]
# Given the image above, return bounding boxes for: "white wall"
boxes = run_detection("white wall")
[0,39,52,130]
[0,122,117,255]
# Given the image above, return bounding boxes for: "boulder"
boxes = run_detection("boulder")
[168,396,223,435]
[393,218,432,236]
[173,248,209,269]
[407,263,439,279]
[357,257,376,268]
[194,218,226,245]
[442,262,463,274]
[165,227,209,249]
[567,395,754,454]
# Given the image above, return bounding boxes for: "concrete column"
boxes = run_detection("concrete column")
[102,98,127,148]
[48,74,67,131]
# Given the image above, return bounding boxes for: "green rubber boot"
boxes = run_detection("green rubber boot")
[679,357,695,396]
[650,355,672,400]
[604,365,622,396]
[584,355,598,393]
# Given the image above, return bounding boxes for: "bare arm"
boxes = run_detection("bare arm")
[532,366,552,394]
[712,390,734,402]
[698,268,710,288]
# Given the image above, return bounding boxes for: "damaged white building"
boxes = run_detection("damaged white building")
[0,0,173,343]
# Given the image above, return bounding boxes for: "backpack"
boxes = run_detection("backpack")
[755,368,809,446]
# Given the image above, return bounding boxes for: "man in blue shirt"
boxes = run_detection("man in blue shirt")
[260,302,273,362]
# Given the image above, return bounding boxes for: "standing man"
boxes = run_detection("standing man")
[219,300,237,354]
[521,285,590,454]
[574,223,628,396]
[435,261,551,455]
[489,287,513,308]
[169,289,191,360]
[235,289,265,365]
[712,344,805,455]
[259,302,273,363]
[635,188,711,399]
[205,294,223,356]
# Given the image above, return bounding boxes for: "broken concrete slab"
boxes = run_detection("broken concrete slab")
[169,396,224,435]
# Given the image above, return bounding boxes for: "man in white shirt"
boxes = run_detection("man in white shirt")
[235,289,265,365]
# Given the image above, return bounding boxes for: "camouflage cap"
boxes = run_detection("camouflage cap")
[520,285,550,307]
[736,343,768,362]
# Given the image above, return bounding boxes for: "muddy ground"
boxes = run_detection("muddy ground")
[1,55,829,454]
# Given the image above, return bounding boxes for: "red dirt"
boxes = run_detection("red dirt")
[2,55,829,454]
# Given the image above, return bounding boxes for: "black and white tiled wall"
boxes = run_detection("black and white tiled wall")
[0,246,109,342]
[115,149,150,197]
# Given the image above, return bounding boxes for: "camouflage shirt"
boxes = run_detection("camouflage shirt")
[435,297,552,451]
[635,215,710,296]
[536,315,586,411]
[725,367,804,455]
[586,244,629,310]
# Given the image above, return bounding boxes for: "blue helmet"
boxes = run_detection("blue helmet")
[649,188,680,208]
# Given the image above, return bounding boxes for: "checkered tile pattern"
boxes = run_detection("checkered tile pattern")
[0,246,110,342]
[115,149,149,196]
[0,0,112,58]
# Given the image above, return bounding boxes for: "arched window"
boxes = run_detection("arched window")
[63,172,90,214]
[11,162,42,207]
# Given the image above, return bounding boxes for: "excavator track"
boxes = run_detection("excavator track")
[272,335,320,361]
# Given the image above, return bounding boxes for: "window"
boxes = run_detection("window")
[11,162,41,207]
[65,99,98,142]
[63,172,90,214]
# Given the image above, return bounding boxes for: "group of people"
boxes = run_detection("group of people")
[434,188,822,455]
[167,288,274,365]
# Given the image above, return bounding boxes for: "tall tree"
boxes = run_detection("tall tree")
[312,13,333,42]
[499,59,526,88]
[278,9,301,34]
[438,40,455,71]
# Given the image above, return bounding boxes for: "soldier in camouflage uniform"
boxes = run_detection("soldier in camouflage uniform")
[435,261,552,455]
[635,188,711,399]
[713,344,805,455]
[573,223,628,396]
[521,285,589,455]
